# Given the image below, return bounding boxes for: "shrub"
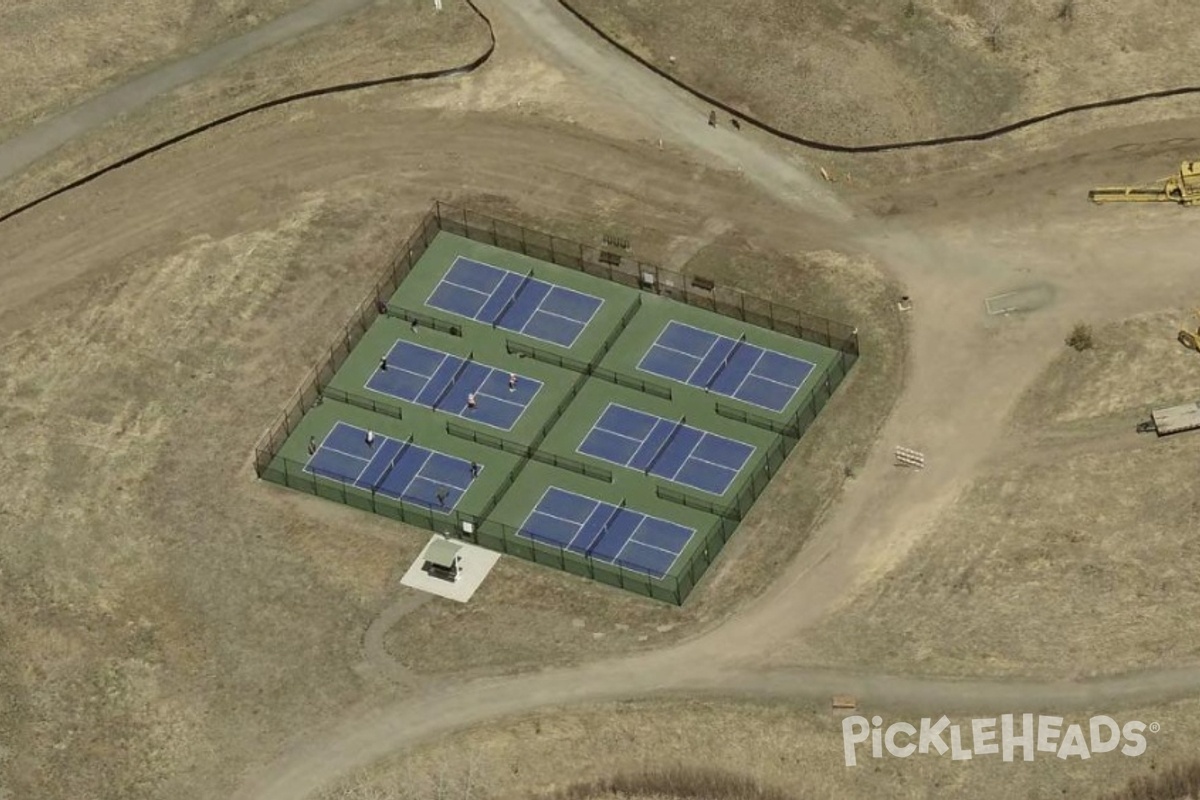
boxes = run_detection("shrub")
[1066,323,1094,351]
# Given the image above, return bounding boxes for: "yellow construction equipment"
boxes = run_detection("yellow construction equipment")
[1181,310,1200,351]
[1089,161,1200,205]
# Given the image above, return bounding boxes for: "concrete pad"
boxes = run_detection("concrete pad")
[399,535,500,602]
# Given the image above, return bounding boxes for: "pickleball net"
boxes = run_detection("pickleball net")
[704,333,748,390]
[643,416,687,476]
[431,352,473,410]
[493,269,535,329]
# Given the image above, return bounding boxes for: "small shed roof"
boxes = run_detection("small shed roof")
[425,539,462,569]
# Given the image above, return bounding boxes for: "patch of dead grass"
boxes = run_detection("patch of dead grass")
[567,0,1200,146]
[777,311,1200,677]
[314,696,1200,800]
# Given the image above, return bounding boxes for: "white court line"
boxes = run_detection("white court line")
[473,367,541,409]
[749,370,803,390]
[386,364,432,382]
[729,347,766,398]
[689,453,744,472]
[560,294,605,348]
[536,284,606,325]
[301,423,350,475]
[439,277,491,299]
[595,402,652,444]
[394,449,435,503]
[659,525,697,578]
[750,351,820,384]
[720,392,795,414]
[515,279,552,333]
[573,402,643,468]
[420,354,453,406]
[537,307,587,324]
[516,287,605,348]
[624,533,680,557]
[474,390,528,411]
[415,452,474,492]
[610,515,645,566]
[649,340,708,361]
[423,257,504,320]
[594,425,642,445]
[513,485,557,541]
[488,271,530,324]
[547,283,605,314]
[592,504,696,579]
[537,506,593,528]
[332,433,392,486]
[565,500,612,552]
[385,340,447,379]
[639,417,680,468]
[663,429,704,481]
[685,334,725,383]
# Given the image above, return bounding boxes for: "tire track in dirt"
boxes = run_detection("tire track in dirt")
[230,3,1200,797]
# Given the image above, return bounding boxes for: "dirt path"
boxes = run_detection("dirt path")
[4,0,1195,796]
[0,0,382,183]
[356,591,432,689]
[232,2,1200,798]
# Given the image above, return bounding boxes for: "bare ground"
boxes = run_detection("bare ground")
[0,0,316,138]
[0,0,488,212]
[4,0,1200,798]
[0,61,891,797]
[773,309,1200,678]
[312,695,1200,800]
[566,0,1200,147]
[383,216,901,677]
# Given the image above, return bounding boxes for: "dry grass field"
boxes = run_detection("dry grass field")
[383,214,901,677]
[0,0,488,212]
[5,0,1200,798]
[568,0,1200,146]
[0,56,893,795]
[0,0,313,136]
[775,309,1200,678]
[313,696,1200,800]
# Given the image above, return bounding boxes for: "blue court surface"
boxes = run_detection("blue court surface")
[576,403,754,495]
[365,340,542,431]
[517,487,694,578]
[425,256,604,348]
[304,422,477,512]
[637,321,815,413]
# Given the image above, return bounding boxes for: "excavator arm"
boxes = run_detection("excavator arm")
[1090,161,1200,206]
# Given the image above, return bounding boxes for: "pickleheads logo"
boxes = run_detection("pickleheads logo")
[842,715,1158,766]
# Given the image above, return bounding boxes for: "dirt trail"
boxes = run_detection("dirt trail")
[2,0,1197,797]
[0,0,382,183]
[234,1,1200,797]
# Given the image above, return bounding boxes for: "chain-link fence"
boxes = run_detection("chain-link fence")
[433,201,859,356]
[253,207,440,476]
[253,201,859,605]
